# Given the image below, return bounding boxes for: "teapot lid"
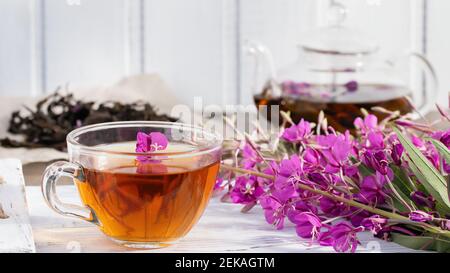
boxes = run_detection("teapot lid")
[300,1,379,56]
[300,26,379,56]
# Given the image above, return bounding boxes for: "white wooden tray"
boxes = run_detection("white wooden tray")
[0,159,35,252]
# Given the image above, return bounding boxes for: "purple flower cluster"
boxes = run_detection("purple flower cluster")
[224,113,450,252]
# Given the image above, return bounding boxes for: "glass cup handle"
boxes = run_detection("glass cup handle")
[41,161,100,225]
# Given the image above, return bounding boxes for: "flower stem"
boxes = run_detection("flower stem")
[220,163,450,238]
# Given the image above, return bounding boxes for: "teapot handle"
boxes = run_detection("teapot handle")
[244,40,282,97]
[389,52,439,118]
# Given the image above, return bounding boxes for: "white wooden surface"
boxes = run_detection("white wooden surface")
[0,159,35,253]
[25,185,419,253]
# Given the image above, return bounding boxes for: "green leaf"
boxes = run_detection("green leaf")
[393,127,450,212]
[429,138,450,202]
[391,232,450,253]
[390,165,415,196]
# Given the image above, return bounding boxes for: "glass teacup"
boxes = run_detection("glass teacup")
[41,121,222,248]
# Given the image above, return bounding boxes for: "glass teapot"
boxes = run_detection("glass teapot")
[248,1,438,132]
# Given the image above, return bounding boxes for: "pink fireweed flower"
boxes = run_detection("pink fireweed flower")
[316,132,355,174]
[410,191,436,209]
[281,119,312,143]
[274,155,304,198]
[386,134,404,166]
[345,80,358,92]
[354,114,379,134]
[288,211,323,240]
[303,147,323,167]
[409,210,434,223]
[391,142,404,165]
[136,132,168,152]
[366,131,385,150]
[318,222,364,253]
[431,130,450,173]
[291,200,319,215]
[320,196,350,217]
[436,130,450,147]
[281,81,311,95]
[362,150,390,175]
[230,176,264,204]
[241,143,263,169]
[349,209,372,227]
[356,172,390,205]
[259,193,292,230]
[361,215,388,234]
[136,132,168,162]
[411,135,425,148]
[411,137,441,170]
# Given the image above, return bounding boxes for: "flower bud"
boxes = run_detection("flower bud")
[409,210,433,223]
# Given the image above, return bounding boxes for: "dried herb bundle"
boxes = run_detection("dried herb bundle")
[0,91,177,151]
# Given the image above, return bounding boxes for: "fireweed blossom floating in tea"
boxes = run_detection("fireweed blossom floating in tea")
[218,106,450,253]
[136,132,168,154]
[135,132,169,173]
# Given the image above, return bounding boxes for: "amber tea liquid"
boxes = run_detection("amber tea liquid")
[75,142,220,244]
[255,83,413,133]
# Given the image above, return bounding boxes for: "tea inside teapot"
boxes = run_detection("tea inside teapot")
[250,1,436,131]
[254,81,414,133]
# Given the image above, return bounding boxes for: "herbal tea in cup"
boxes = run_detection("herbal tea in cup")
[41,121,222,248]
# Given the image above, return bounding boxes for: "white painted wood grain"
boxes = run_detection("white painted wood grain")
[0,0,444,108]
[26,185,419,253]
[238,0,426,105]
[0,0,32,96]
[0,159,35,253]
[43,0,128,92]
[428,0,450,106]
[143,0,236,106]
[239,0,318,104]
[123,0,144,76]
[343,0,429,103]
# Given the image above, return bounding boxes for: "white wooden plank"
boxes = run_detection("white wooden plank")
[143,0,236,106]
[239,0,427,105]
[123,0,144,76]
[343,0,427,102]
[239,0,318,104]
[0,159,35,253]
[43,0,128,92]
[0,0,32,96]
[427,0,450,106]
[26,185,418,253]
[336,0,414,58]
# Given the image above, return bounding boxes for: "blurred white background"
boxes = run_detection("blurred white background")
[0,0,448,107]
